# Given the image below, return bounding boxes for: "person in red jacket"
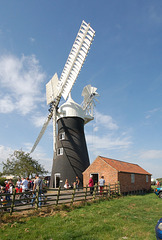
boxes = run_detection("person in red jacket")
[88,175,94,195]
[4,181,10,201]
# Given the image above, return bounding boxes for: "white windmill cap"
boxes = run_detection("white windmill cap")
[57,94,85,120]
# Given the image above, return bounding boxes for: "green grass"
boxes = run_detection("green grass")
[0,193,161,240]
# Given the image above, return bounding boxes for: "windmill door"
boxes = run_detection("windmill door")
[55,173,61,188]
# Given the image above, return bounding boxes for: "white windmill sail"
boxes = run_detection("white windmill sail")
[59,20,95,100]
[30,112,53,153]
[46,73,59,106]
[82,84,99,118]
[30,20,95,154]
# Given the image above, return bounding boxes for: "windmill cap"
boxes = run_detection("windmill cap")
[57,95,85,120]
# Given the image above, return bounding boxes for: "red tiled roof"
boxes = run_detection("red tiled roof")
[99,156,151,175]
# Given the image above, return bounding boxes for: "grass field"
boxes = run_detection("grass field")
[0,192,161,240]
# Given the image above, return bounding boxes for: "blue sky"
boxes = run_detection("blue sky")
[0,0,162,179]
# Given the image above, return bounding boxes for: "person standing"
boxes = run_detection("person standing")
[88,175,94,195]
[26,177,32,190]
[157,180,160,188]
[16,178,21,189]
[9,180,14,195]
[64,179,70,189]
[31,175,43,207]
[4,181,10,201]
[75,176,80,191]
[21,177,28,192]
[46,180,49,187]
[99,176,105,195]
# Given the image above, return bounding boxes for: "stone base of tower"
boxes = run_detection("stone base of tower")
[50,117,90,188]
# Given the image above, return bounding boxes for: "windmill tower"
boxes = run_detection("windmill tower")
[30,21,98,188]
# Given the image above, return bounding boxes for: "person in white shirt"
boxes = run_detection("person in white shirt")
[21,177,28,192]
[16,178,21,189]
[98,176,105,195]
[31,174,44,207]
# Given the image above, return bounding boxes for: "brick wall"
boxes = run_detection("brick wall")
[83,157,118,187]
[118,172,151,193]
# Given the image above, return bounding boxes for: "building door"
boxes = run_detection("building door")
[91,173,98,185]
[55,173,61,188]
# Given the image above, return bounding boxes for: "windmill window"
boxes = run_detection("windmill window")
[131,174,135,183]
[59,132,65,140]
[57,148,63,156]
[146,175,148,183]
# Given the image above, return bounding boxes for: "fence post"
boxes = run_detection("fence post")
[102,185,105,198]
[115,183,116,195]
[10,188,16,215]
[106,184,110,199]
[35,186,39,210]
[118,181,121,195]
[109,183,111,197]
[105,185,109,198]
[56,186,61,206]
[71,187,76,205]
[93,184,97,200]
[84,185,88,202]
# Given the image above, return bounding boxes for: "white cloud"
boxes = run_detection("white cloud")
[30,149,52,173]
[149,5,162,24]
[94,111,118,131]
[93,126,98,132]
[139,150,162,160]
[23,142,52,172]
[31,113,49,128]
[0,95,15,113]
[85,110,132,160]
[0,145,13,159]
[0,54,46,115]
[0,145,13,171]
[130,150,162,179]
[86,133,131,151]
[145,108,161,119]
[30,37,35,43]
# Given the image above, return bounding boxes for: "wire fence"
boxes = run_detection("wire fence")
[0,182,121,215]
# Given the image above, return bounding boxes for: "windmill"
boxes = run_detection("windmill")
[30,20,99,188]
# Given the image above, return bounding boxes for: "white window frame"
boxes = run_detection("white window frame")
[146,175,148,183]
[57,147,63,156]
[131,173,135,183]
[59,132,65,140]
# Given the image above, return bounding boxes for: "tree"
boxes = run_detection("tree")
[2,150,48,178]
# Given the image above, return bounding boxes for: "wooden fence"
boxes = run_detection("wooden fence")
[0,182,121,215]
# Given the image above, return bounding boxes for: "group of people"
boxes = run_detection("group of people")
[0,179,15,203]
[63,175,105,195]
[64,176,80,190]
[0,175,44,208]
[15,177,34,193]
[88,175,105,195]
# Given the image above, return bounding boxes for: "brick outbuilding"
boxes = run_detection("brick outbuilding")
[83,156,151,193]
